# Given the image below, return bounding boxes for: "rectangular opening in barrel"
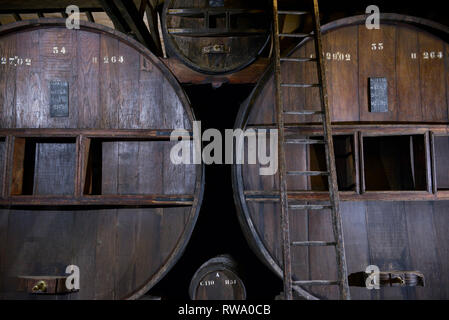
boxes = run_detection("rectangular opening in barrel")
[362,135,427,191]
[286,135,356,191]
[0,138,5,191]
[10,138,77,196]
[83,139,166,196]
[433,135,449,190]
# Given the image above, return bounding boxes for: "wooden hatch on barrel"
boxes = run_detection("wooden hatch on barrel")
[162,0,272,74]
[0,19,204,299]
[232,14,449,300]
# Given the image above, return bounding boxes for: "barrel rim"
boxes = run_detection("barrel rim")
[161,0,272,75]
[231,13,449,300]
[0,18,205,301]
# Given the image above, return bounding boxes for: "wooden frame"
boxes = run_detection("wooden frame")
[0,129,194,207]
[242,125,449,202]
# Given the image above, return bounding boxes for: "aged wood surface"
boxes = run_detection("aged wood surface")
[233,15,449,300]
[162,0,271,74]
[0,19,203,300]
[162,57,270,85]
[189,255,246,300]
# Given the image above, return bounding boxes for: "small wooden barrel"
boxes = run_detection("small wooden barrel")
[189,255,246,300]
[0,19,203,300]
[162,0,271,74]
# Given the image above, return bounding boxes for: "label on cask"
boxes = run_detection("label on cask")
[49,80,69,117]
[369,77,388,113]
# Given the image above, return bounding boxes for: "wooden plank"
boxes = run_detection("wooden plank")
[0,33,17,129]
[358,25,397,121]
[430,133,438,193]
[404,202,441,299]
[0,128,192,139]
[0,139,6,198]
[0,194,194,206]
[100,33,119,128]
[10,137,26,196]
[0,1,103,12]
[244,190,445,202]
[366,202,411,299]
[15,29,40,129]
[111,0,158,53]
[396,26,422,121]
[424,132,433,193]
[32,141,76,195]
[341,202,371,299]
[419,31,448,122]
[77,30,101,129]
[433,135,449,190]
[144,0,162,56]
[326,26,359,121]
[432,201,449,299]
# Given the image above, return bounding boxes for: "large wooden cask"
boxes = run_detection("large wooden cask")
[232,14,449,300]
[189,255,246,300]
[162,0,271,74]
[0,19,203,299]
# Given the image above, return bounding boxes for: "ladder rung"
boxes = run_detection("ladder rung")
[291,241,337,247]
[281,83,320,88]
[293,280,339,286]
[280,57,316,62]
[285,139,325,145]
[279,33,312,38]
[287,171,329,176]
[278,10,309,16]
[289,204,332,210]
[284,110,323,116]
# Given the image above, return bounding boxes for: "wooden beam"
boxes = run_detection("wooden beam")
[12,13,22,21]
[244,190,447,202]
[109,0,159,53]
[162,57,270,85]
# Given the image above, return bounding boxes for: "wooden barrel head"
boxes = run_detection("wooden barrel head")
[189,255,246,300]
[0,19,203,300]
[233,14,449,300]
[162,0,271,74]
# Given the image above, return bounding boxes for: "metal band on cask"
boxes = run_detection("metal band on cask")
[0,19,204,300]
[162,0,271,74]
[189,255,246,300]
[232,14,449,300]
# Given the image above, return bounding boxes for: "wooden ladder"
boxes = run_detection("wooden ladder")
[272,0,351,300]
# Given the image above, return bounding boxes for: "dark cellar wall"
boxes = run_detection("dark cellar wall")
[150,85,283,300]
[150,0,449,300]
